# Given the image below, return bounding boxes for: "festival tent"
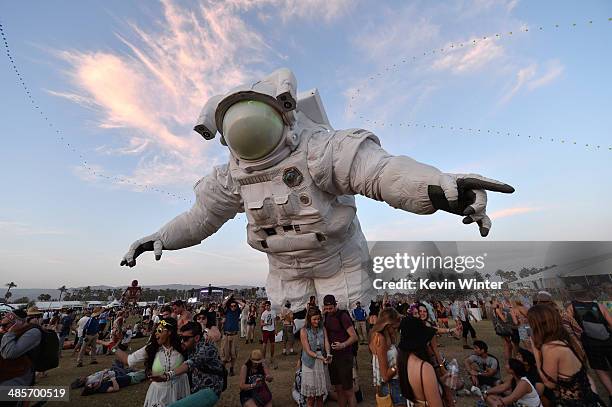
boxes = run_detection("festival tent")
[35,301,84,311]
[509,252,612,290]
[107,299,122,308]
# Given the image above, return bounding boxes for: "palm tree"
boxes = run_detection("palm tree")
[4,282,17,300]
[57,285,67,302]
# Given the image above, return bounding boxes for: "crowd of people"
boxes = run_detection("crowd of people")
[1,288,611,407]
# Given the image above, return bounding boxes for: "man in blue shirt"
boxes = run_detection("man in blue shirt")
[220,297,243,376]
[77,308,101,367]
[352,301,368,345]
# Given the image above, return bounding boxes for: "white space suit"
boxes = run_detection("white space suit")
[121,68,514,311]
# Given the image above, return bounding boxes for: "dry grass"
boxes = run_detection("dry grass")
[34,319,607,406]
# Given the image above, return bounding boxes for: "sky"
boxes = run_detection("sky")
[1,0,611,289]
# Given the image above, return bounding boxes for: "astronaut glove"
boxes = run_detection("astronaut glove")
[120,232,164,267]
[427,173,515,237]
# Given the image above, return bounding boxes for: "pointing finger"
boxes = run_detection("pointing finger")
[458,175,515,194]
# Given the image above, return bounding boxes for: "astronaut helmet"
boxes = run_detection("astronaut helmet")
[221,99,285,161]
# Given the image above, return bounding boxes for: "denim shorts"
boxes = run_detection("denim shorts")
[379,378,406,405]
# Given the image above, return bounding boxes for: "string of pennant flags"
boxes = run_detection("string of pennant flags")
[0,21,192,202]
[356,118,611,151]
[348,18,612,152]
[0,17,610,203]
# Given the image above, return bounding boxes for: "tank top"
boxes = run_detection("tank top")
[540,344,605,406]
[372,337,399,385]
[516,377,543,407]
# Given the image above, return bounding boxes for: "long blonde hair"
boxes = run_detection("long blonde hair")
[369,307,400,347]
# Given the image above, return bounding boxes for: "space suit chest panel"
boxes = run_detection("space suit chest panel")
[229,135,355,254]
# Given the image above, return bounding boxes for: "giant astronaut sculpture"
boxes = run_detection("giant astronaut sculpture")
[120,68,514,311]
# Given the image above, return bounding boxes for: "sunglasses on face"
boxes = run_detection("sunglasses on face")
[180,335,194,342]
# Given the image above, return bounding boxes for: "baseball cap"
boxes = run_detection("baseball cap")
[323,295,337,306]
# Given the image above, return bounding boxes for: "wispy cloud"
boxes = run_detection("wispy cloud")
[50,0,351,190]
[432,40,505,74]
[343,0,525,126]
[500,59,563,104]
[489,206,540,219]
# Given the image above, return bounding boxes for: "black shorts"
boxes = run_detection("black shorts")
[329,354,353,390]
[477,374,498,387]
[583,337,612,370]
[511,328,520,345]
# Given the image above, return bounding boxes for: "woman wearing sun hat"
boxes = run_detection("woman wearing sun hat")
[238,349,273,407]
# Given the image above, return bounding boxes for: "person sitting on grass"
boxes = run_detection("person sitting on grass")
[239,349,273,407]
[463,340,501,393]
[482,358,543,407]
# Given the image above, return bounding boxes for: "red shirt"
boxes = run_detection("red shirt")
[324,310,353,357]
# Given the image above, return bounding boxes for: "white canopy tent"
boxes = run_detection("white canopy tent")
[509,252,612,289]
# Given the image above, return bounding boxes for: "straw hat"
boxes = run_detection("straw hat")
[26,306,43,317]
[249,349,264,364]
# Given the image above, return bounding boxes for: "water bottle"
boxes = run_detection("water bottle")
[444,358,459,390]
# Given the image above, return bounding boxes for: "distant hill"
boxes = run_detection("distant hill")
[5,283,259,303]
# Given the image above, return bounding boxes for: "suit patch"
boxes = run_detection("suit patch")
[283,167,303,188]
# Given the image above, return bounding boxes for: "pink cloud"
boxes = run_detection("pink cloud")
[50,0,354,190]
[489,206,540,219]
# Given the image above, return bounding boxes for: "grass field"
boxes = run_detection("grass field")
[34,319,608,406]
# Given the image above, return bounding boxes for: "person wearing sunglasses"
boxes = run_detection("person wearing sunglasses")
[221,297,245,377]
[116,318,190,406]
[154,321,226,407]
[193,311,221,343]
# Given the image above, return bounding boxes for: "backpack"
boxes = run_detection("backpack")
[492,308,513,337]
[28,327,60,372]
[572,301,611,341]
[84,317,100,336]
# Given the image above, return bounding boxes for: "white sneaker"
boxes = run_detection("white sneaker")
[470,386,482,397]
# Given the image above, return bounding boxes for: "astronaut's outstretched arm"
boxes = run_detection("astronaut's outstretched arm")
[346,137,514,237]
[120,165,243,267]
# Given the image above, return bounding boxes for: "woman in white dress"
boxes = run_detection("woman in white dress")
[299,307,331,407]
[116,318,190,407]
